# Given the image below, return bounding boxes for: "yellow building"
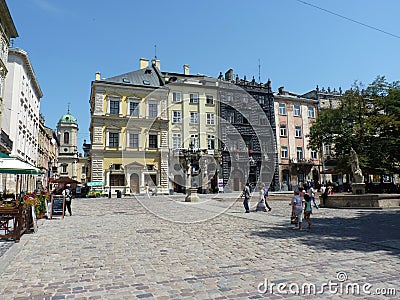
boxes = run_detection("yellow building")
[163,66,220,193]
[89,59,169,195]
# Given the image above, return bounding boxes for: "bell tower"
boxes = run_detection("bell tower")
[57,106,79,178]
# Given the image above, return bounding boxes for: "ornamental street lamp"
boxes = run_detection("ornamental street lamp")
[47,161,52,191]
[179,143,204,202]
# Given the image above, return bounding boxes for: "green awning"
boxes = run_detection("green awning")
[0,158,40,174]
[0,152,10,158]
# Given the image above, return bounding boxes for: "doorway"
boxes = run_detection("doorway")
[130,174,139,194]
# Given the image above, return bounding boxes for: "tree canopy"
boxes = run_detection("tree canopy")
[308,76,400,176]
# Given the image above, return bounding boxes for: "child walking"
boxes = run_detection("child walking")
[303,194,312,230]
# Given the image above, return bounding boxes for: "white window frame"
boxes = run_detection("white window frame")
[280,124,287,137]
[206,113,215,125]
[297,147,303,160]
[279,103,286,115]
[207,134,215,150]
[127,98,140,117]
[190,134,199,148]
[295,126,302,138]
[324,144,332,155]
[172,111,182,123]
[281,146,288,158]
[189,93,199,104]
[108,96,122,115]
[147,101,158,117]
[172,92,182,103]
[227,111,235,123]
[206,95,214,105]
[308,106,315,118]
[311,150,318,160]
[172,133,182,149]
[128,132,139,148]
[148,133,158,149]
[294,104,301,116]
[190,112,198,124]
[107,131,120,148]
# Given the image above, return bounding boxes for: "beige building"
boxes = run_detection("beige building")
[38,114,58,190]
[274,87,320,190]
[163,66,220,193]
[0,0,18,154]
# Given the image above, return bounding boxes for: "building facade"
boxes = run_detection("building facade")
[89,59,169,196]
[38,114,59,190]
[163,65,220,193]
[3,48,42,165]
[2,47,42,193]
[274,86,320,191]
[218,70,278,192]
[302,86,343,186]
[0,0,18,154]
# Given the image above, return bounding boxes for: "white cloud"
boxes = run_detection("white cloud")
[32,0,63,15]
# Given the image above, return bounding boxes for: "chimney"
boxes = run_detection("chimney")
[139,58,149,69]
[95,72,101,81]
[151,59,161,69]
[183,64,190,75]
[278,86,285,94]
[225,69,233,81]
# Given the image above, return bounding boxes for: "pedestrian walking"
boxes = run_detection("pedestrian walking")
[320,185,329,207]
[304,194,312,230]
[262,183,272,211]
[62,185,72,216]
[309,185,319,208]
[291,190,304,230]
[145,183,150,198]
[256,186,267,212]
[241,182,251,213]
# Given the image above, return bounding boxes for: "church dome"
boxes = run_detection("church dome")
[58,112,77,124]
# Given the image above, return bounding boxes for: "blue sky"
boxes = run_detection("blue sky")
[7,0,400,150]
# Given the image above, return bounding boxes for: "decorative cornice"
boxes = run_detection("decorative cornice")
[8,47,43,98]
[0,0,18,41]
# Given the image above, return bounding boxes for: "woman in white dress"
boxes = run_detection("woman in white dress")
[256,186,267,212]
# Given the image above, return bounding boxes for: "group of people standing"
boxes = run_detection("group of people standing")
[291,184,320,230]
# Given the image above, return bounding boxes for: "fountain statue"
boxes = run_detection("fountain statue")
[350,148,365,194]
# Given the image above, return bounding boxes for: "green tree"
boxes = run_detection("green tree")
[308,77,400,177]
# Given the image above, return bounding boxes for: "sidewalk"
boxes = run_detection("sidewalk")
[0,196,399,299]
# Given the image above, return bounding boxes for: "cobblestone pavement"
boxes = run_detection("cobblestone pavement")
[0,194,399,299]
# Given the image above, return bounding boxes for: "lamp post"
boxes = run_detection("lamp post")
[108,164,113,198]
[47,161,52,191]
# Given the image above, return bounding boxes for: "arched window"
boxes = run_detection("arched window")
[64,132,69,144]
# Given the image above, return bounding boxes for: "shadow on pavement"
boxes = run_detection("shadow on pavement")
[251,209,400,256]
